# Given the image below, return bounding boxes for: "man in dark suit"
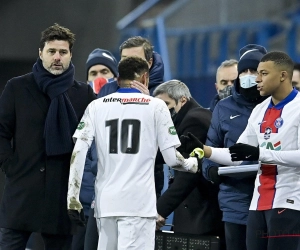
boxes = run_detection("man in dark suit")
[154,80,224,241]
[0,23,96,249]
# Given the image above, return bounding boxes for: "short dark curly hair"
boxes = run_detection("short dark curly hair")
[40,23,76,52]
[118,57,149,81]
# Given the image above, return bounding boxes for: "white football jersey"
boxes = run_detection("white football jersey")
[73,89,180,218]
[237,89,300,211]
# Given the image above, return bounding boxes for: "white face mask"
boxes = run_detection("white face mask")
[239,75,257,89]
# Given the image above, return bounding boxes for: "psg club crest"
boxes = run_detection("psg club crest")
[274,117,283,128]
[264,127,272,140]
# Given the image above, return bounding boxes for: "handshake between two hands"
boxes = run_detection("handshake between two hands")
[178,132,259,175]
[175,133,205,174]
[179,132,259,161]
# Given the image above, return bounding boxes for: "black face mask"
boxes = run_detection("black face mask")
[239,85,261,103]
[169,107,176,118]
[218,85,233,100]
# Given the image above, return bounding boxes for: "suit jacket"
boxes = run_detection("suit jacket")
[0,73,96,234]
[157,98,223,235]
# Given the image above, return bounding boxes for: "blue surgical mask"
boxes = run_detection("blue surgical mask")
[239,75,257,89]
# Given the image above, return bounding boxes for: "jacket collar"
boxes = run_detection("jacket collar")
[173,98,200,127]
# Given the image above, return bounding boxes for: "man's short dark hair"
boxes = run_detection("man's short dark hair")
[40,23,76,52]
[119,36,153,62]
[118,57,149,81]
[261,51,294,80]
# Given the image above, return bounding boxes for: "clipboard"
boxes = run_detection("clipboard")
[218,164,259,178]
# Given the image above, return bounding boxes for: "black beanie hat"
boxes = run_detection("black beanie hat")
[86,48,118,79]
[237,44,267,75]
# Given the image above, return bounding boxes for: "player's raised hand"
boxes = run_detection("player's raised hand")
[130,80,150,95]
[229,143,259,161]
[178,132,204,154]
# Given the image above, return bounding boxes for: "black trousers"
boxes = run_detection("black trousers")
[224,222,247,250]
[84,208,98,250]
[247,209,300,250]
[0,228,72,250]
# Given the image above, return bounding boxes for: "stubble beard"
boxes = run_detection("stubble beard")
[43,61,70,75]
[48,68,65,75]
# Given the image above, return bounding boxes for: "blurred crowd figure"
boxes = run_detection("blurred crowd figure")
[209,59,238,111]
[292,62,300,90]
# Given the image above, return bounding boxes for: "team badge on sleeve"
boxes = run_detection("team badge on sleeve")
[77,122,85,130]
[168,126,177,135]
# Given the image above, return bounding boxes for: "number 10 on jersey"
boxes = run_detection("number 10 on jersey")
[106,119,141,154]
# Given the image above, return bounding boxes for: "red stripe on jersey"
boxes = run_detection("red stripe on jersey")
[257,164,277,210]
[274,141,281,147]
[260,108,282,133]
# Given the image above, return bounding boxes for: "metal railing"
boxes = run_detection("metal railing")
[117,0,300,106]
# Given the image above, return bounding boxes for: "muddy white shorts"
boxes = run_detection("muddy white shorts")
[96,216,155,250]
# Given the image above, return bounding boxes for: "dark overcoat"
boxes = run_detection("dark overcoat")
[157,98,223,235]
[0,73,96,234]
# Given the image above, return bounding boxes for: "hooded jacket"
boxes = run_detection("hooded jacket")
[209,93,220,112]
[202,77,265,225]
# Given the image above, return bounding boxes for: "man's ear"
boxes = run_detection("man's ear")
[280,71,288,82]
[39,48,42,59]
[117,77,121,86]
[142,72,149,88]
[147,57,153,69]
[181,96,187,105]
